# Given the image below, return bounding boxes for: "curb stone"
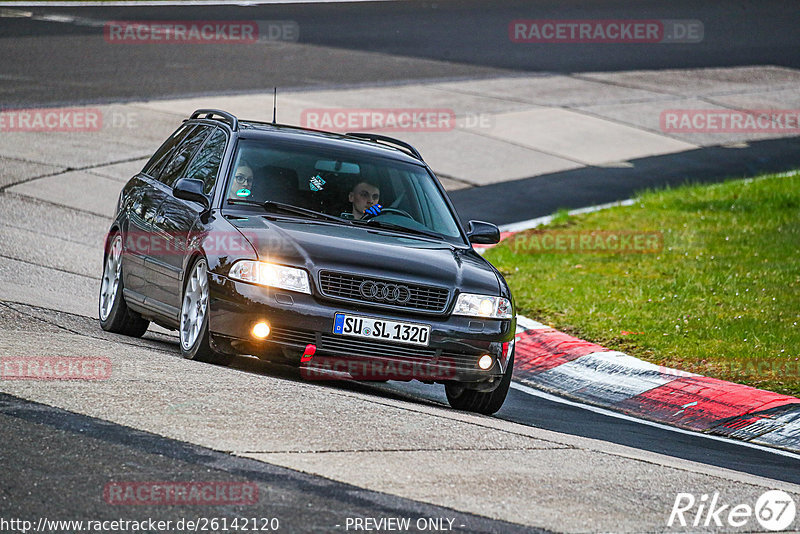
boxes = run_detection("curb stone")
[477,201,800,454]
[511,319,800,453]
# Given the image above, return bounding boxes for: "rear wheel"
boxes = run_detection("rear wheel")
[99,233,149,337]
[179,258,232,366]
[445,351,514,415]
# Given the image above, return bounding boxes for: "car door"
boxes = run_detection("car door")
[150,126,227,316]
[122,124,193,300]
[142,124,213,319]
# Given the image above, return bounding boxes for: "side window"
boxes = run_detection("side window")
[142,124,193,177]
[158,125,212,187]
[183,128,227,195]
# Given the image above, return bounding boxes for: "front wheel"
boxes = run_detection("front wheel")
[445,352,514,415]
[179,258,232,366]
[99,233,149,337]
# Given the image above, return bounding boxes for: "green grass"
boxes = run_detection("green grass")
[486,172,800,396]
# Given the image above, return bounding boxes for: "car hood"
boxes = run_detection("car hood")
[228,216,500,296]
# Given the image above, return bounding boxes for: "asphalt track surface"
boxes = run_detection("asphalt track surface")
[2,0,800,107]
[0,391,536,534]
[2,301,800,529]
[377,381,800,486]
[453,136,800,225]
[3,1,800,531]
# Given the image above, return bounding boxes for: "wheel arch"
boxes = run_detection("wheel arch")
[103,224,121,259]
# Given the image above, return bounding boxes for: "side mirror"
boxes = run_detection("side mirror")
[173,178,209,209]
[466,220,500,245]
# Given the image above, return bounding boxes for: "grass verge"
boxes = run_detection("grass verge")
[486,171,800,396]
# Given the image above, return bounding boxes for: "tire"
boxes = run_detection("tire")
[179,257,232,366]
[99,233,149,337]
[445,351,514,415]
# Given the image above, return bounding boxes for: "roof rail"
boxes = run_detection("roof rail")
[345,132,423,161]
[190,109,239,131]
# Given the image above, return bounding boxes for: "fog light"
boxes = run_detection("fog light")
[478,354,494,370]
[252,322,271,339]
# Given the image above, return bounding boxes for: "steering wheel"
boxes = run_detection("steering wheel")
[363,207,414,221]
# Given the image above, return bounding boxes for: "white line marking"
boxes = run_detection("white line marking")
[499,198,637,233]
[510,381,800,460]
[0,8,32,16]
[500,172,800,235]
[500,170,800,234]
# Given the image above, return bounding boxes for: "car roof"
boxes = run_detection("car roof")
[191,117,427,167]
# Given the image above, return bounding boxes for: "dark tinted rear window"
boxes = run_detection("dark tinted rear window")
[184,128,227,194]
[158,125,212,187]
[142,124,193,177]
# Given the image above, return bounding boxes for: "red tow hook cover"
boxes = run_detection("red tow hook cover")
[301,344,316,363]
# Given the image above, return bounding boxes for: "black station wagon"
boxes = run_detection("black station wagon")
[99,109,516,414]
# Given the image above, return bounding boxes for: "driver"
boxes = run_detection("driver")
[346,180,381,220]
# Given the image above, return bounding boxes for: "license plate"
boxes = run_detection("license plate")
[333,313,431,346]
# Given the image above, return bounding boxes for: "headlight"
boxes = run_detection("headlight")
[453,293,512,319]
[228,260,311,294]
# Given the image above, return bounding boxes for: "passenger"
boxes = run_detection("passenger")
[228,163,254,200]
[346,180,381,220]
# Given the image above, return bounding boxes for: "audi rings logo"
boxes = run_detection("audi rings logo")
[359,280,411,304]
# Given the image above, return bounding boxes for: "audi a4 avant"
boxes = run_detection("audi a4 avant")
[99,109,516,414]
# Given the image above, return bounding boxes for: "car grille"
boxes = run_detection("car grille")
[318,270,450,313]
[270,326,316,346]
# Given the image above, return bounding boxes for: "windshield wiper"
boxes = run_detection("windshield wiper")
[227,199,348,224]
[227,198,265,208]
[263,201,349,223]
[355,219,442,240]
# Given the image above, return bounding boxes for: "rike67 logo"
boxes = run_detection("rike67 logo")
[668,490,796,531]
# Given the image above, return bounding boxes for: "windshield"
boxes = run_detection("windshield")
[223,139,464,243]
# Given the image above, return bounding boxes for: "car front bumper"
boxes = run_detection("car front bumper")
[207,275,515,384]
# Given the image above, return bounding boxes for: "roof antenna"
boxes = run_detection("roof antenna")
[272,86,277,125]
